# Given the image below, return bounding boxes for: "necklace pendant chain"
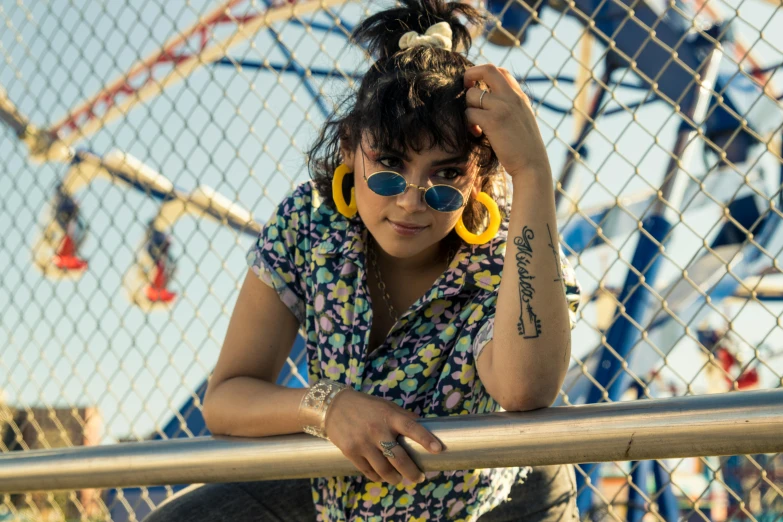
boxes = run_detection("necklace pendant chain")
[367,236,460,324]
[369,238,398,321]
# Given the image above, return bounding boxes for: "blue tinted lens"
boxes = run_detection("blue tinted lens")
[425,186,464,212]
[367,171,407,196]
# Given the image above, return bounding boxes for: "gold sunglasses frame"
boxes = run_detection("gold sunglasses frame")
[361,169,469,213]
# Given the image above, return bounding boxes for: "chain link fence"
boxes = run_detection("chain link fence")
[1,0,782,520]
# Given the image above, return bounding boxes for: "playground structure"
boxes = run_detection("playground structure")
[1,0,782,520]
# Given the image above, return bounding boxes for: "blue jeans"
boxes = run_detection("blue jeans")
[142,464,578,521]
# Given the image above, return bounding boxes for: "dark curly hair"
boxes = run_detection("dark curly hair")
[306,0,508,238]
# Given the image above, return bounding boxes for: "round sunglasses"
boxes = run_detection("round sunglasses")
[362,170,467,212]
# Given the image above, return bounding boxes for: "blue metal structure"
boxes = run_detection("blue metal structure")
[114,1,783,517]
[2,0,777,519]
[487,0,782,517]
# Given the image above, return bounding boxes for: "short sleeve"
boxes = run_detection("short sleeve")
[472,244,582,362]
[245,183,312,324]
[559,244,582,331]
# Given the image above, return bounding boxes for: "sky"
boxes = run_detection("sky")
[0,0,782,444]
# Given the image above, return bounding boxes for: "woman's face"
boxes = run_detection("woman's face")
[343,134,483,263]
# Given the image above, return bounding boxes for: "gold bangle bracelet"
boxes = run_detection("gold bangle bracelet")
[298,378,349,439]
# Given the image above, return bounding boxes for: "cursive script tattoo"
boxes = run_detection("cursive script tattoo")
[514,226,541,338]
[546,223,563,283]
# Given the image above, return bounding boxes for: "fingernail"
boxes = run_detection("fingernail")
[430,442,441,452]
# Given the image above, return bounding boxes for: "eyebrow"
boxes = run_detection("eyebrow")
[431,155,470,167]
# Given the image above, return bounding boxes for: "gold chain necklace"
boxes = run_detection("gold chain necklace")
[367,236,459,322]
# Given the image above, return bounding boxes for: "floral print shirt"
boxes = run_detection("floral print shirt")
[246,181,582,522]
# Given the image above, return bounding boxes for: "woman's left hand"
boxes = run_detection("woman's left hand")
[464,64,551,181]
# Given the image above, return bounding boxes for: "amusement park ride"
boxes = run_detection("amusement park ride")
[1,0,781,519]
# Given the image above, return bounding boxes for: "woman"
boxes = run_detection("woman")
[144,0,582,520]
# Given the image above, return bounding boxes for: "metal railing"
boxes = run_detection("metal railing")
[2,389,782,494]
[2,0,783,520]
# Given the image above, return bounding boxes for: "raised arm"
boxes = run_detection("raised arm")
[464,64,576,411]
[475,177,572,411]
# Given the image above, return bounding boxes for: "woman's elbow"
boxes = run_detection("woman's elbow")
[202,385,228,435]
[501,398,549,412]
[499,389,558,412]
[202,396,217,433]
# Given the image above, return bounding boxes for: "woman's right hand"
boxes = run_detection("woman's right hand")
[324,389,443,485]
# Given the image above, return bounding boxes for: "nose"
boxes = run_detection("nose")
[397,182,428,213]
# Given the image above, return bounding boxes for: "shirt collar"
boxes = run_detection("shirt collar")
[430,215,509,299]
[314,211,368,268]
[315,207,509,295]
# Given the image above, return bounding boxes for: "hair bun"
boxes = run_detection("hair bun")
[352,0,483,60]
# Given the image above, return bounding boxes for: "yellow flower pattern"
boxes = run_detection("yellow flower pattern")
[247,181,583,521]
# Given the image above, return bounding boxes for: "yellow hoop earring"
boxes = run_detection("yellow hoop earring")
[332,163,357,218]
[454,192,501,245]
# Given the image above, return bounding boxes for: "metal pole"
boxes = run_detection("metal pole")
[627,459,652,522]
[554,65,613,213]
[1,389,782,494]
[653,459,680,521]
[628,383,680,521]
[577,43,724,515]
[260,0,332,118]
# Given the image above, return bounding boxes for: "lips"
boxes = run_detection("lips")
[387,219,428,236]
[388,220,426,230]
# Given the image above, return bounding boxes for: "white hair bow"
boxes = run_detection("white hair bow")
[398,21,453,52]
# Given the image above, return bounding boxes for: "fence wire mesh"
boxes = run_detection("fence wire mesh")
[1,0,782,520]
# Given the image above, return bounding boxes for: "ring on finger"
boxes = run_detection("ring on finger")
[479,89,488,110]
[380,440,399,459]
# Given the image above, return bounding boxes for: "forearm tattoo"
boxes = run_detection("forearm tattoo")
[546,223,563,283]
[514,226,541,338]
